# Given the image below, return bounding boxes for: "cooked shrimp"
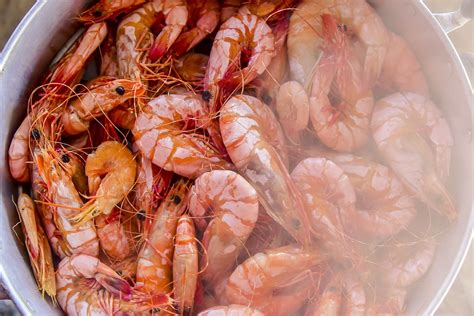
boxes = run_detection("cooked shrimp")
[198,305,264,316]
[220,94,311,246]
[371,92,456,220]
[8,116,31,182]
[188,170,259,288]
[275,81,310,144]
[78,0,146,24]
[305,276,341,316]
[147,0,188,61]
[136,181,188,296]
[225,245,324,314]
[309,13,374,152]
[75,141,137,224]
[133,94,233,179]
[170,0,220,56]
[95,209,133,261]
[62,78,145,135]
[288,0,388,87]
[33,142,99,257]
[221,0,242,22]
[56,254,172,315]
[100,30,120,77]
[173,214,199,313]
[203,12,275,113]
[174,53,209,83]
[366,288,407,315]
[17,193,56,299]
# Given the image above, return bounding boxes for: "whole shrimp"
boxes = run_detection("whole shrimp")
[371,92,456,220]
[220,94,311,246]
[287,0,388,87]
[61,78,146,135]
[33,141,99,257]
[188,170,259,288]
[198,305,264,316]
[173,214,199,313]
[203,12,275,113]
[224,245,324,315]
[56,254,172,315]
[170,0,220,56]
[79,0,146,24]
[133,94,233,179]
[309,14,374,152]
[17,193,56,299]
[136,181,188,297]
[75,141,137,224]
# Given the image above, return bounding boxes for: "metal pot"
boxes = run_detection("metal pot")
[0,1,472,315]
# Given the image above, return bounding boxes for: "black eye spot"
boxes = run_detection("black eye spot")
[61,154,70,163]
[292,218,301,229]
[137,210,146,221]
[171,195,181,205]
[201,90,212,102]
[115,86,126,95]
[31,128,41,140]
[92,10,102,18]
[262,94,272,105]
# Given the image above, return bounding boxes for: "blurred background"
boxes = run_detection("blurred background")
[0,0,472,315]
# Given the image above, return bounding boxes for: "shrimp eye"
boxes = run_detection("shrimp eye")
[92,10,102,18]
[31,128,41,140]
[61,154,70,163]
[171,195,181,205]
[292,218,301,229]
[202,90,212,102]
[262,94,273,105]
[137,209,146,221]
[115,86,126,95]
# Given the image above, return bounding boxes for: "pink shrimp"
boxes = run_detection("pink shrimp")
[371,92,456,220]
[220,94,311,247]
[133,94,233,179]
[188,170,259,289]
[198,305,264,316]
[309,14,374,152]
[8,116,31,182]
[78,0,146,24]
[95,209,134,261]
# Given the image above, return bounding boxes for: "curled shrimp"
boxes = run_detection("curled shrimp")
[220,94,311,246]
[371,92,456,220]
[56,254,172,315]
[133,94,233,179]
[78,0,146,24]
[288,0,388,87]
[147,0,189,61]
[203,12,275,113]
[17,193,56,299]
[76,141,137,223]
[309,14,374,152]
[225,245,324,315]
[61,78,145,135]
[170,0,220,56]
[188,170,259,288]
[198,305,264,316]
[173,214,199,313]
[136,181,188,297]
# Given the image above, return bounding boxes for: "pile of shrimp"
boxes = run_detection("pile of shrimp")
[9,0,457,315]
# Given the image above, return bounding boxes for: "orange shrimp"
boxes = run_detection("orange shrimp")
[188,170,259,288]
[78,0,147,24]
[224,245,324,315]
[75,141,137,224]
[173,214,199,313]
[170,0,220,56]
[174,53,209,83]
[147,0,189,61]
[56,254,172,315]
[135,181,188,297]
[309,13,374,152]
[203,12,275,113]
[287,0,388,88]
[198,305,264,316]
[61,78,145,135]
[220,94,311,246]
[17,193,56,299]
[371,92,456,220]
[133,94,233,179]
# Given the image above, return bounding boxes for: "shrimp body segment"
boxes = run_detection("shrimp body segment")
[79,0,147,24]
[220,95,311,246]
[95,210,134,261]
[189,170,259,288]
[133,94,233,179]
[204,13,275,112]
[371,92,455,220]
[8,117,31,182]
[198,305,264,316]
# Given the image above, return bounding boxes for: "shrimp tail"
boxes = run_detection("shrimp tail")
[73,200,97,226]
[96,263,133,301]
[170,28,202,56]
